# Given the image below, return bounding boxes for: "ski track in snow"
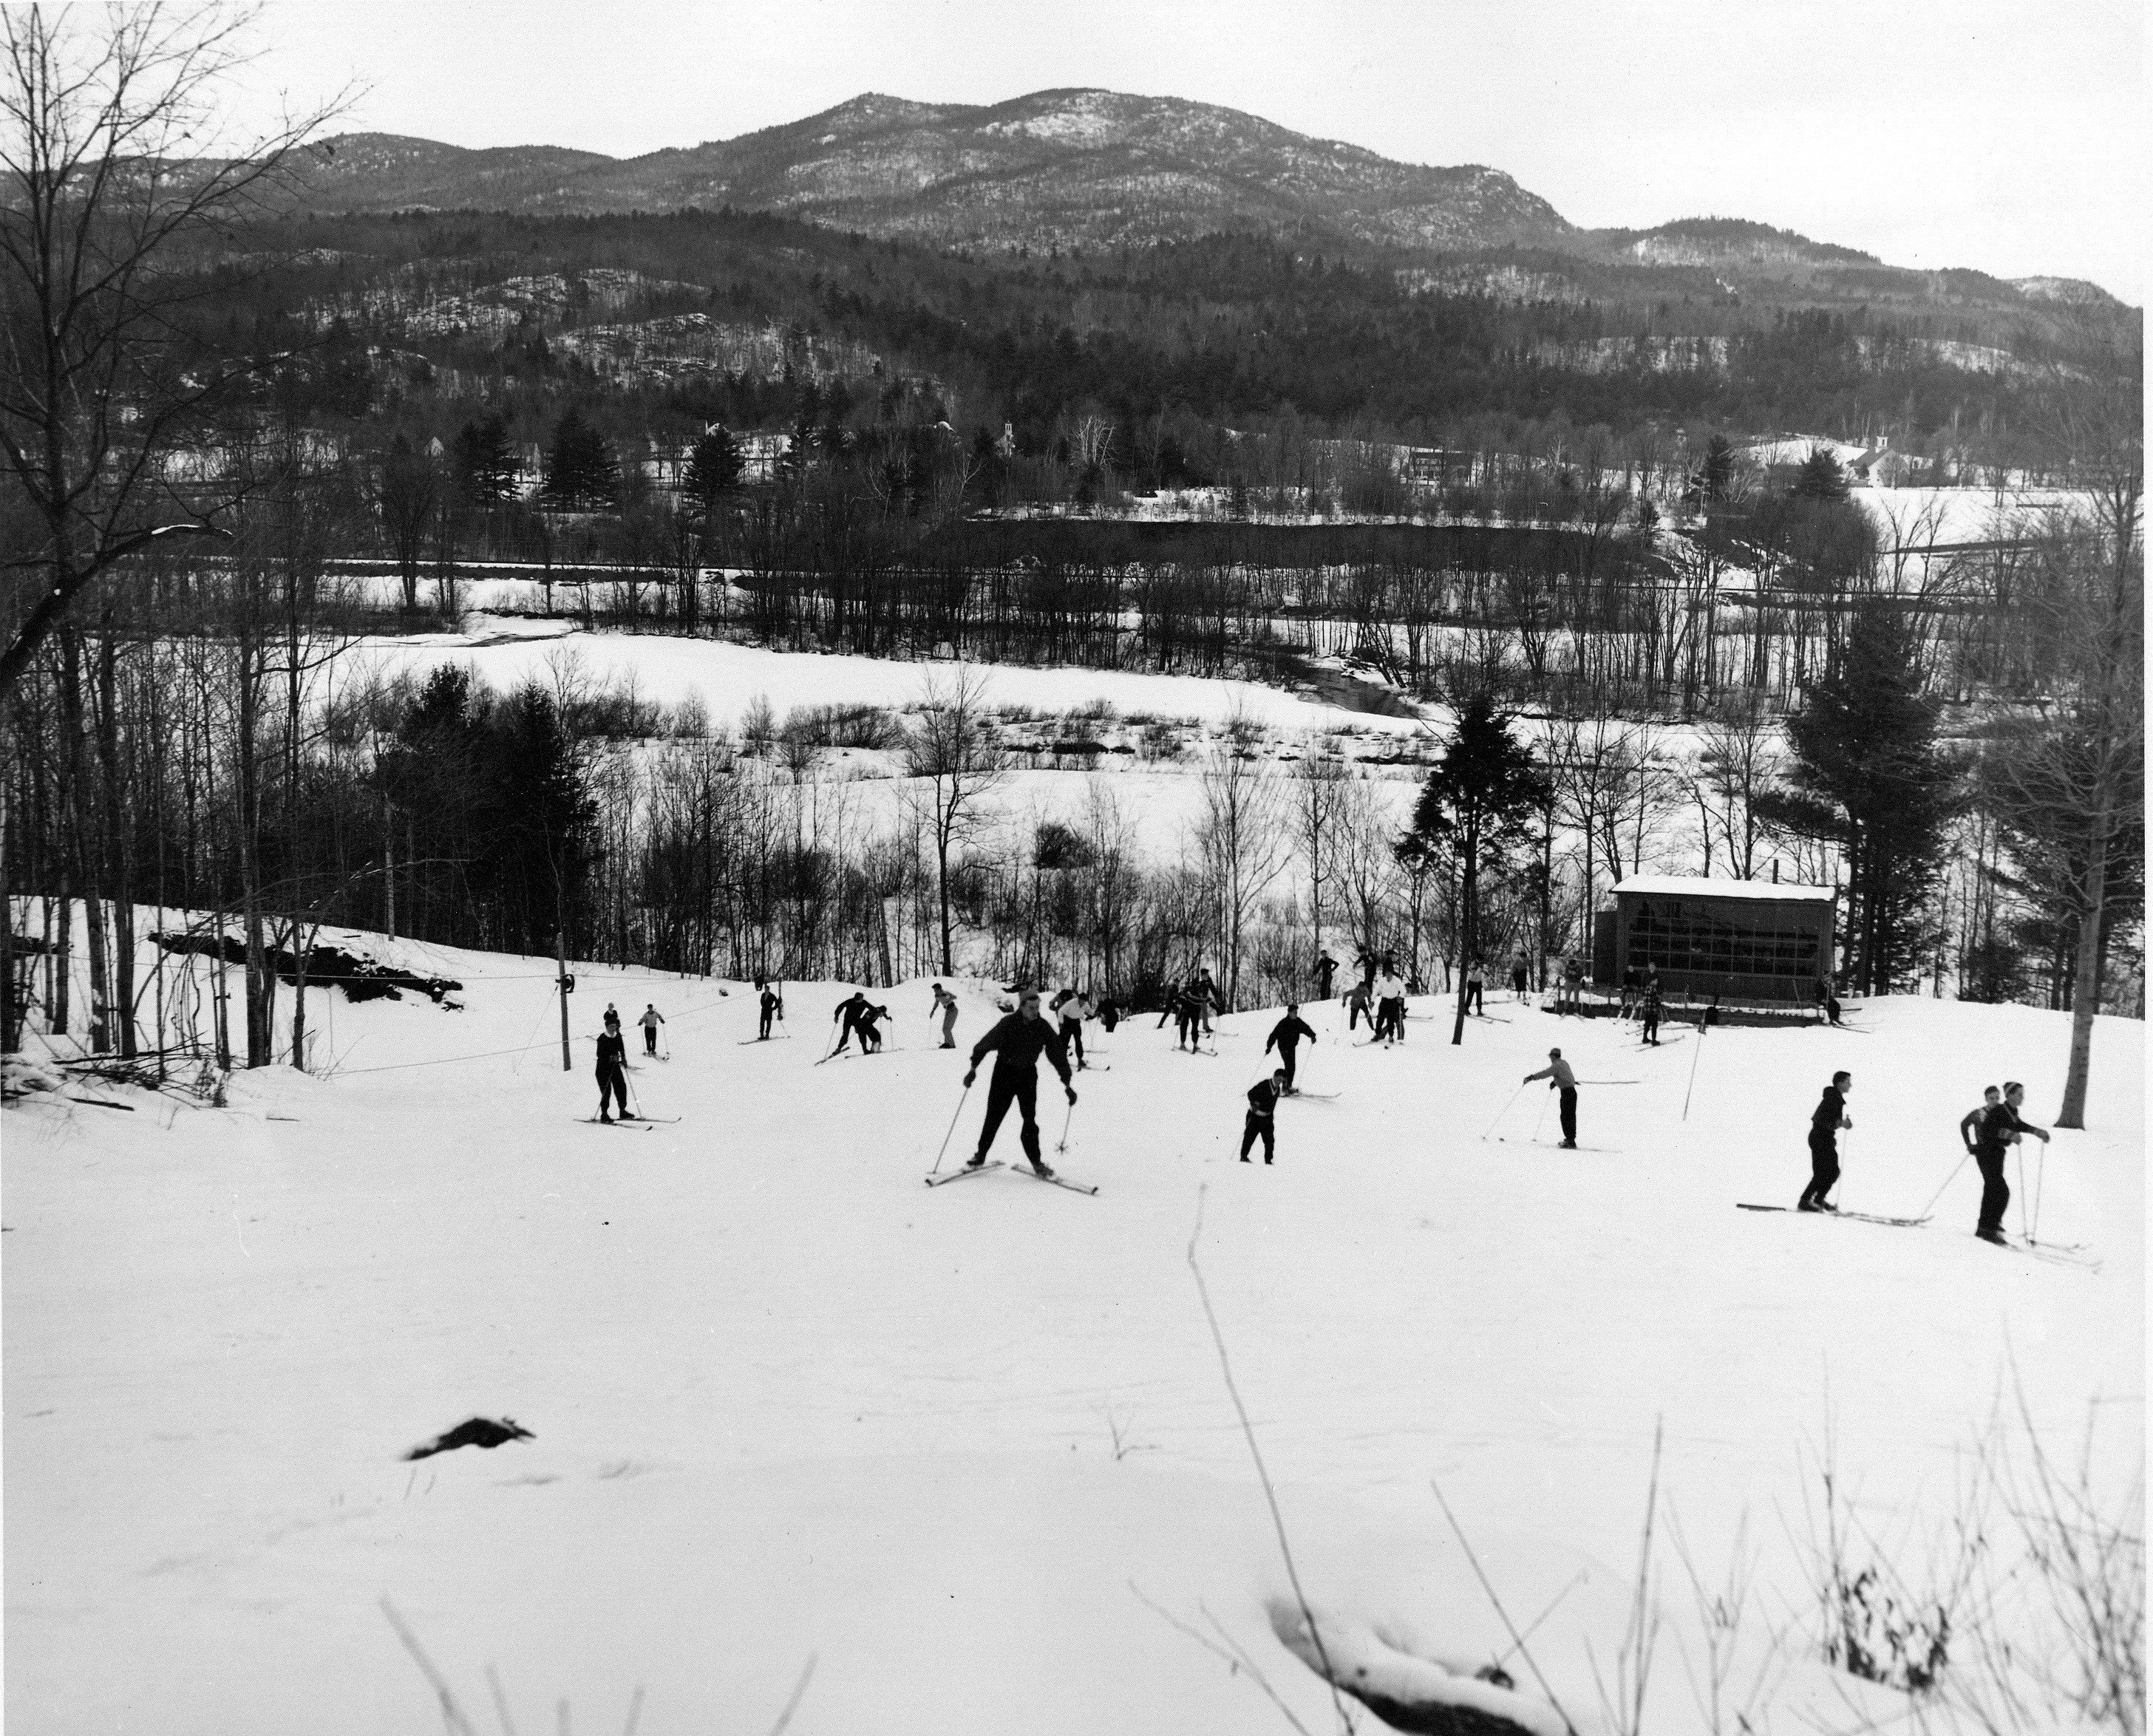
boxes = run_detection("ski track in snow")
[2,939,2140,1736]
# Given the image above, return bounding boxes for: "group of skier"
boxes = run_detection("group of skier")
[1795,1071,2052,1245]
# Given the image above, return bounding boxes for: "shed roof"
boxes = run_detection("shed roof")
[1613,876,1835,905]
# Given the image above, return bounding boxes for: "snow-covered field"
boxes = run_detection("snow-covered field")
[4,933,2140,1735]
[346,619,1432,738]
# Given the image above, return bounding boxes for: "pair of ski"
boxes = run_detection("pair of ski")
[924,1160,1098,1196]
[1282,1090,1339,1102]
[584,1114,681,1129]
[1738,1202,1925,1228]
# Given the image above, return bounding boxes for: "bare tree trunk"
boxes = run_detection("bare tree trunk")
[2055,821,2106,1129]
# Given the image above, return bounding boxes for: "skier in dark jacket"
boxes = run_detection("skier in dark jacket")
[1095,996,1122,1033]
[1264,1006,1318,1093]
[1315,952,1338,998]
[1959,1086,2001,1154]
[1639,981,1663,1046]
[1797,1072,1853,1211]
[854,1000,892,1053]
[1973,1082,2049,1244]
[756,979,783,1040]
[1241,1069,1286,1164]
[964,988,1076,1177]
[595,1013,633,1123]
[831,991,876,1055]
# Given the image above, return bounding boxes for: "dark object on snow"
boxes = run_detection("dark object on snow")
[154,931,460,1005]
[403,1416,534,1460]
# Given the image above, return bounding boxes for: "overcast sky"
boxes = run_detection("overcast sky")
[228,0,2146,300]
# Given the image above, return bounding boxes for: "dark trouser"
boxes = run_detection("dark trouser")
[1512,967,1528,997]
[598,1064,628,1117]
[1317,970,1334,998]
[1348,999,1368,1031]
[1177,1010,1197,1047]
[1465,982,1483,1015]
[940,1008,957,1048]
[1976,1148,2010,1234]
[1100,1008,1119,1032]
[834,1014,857,1052]
[1642,1009,1659,1044]
[976,1068,1042,1165]
[1061,1021,1084,1066]
[1275,1043,1299,1090]
[1378,998,1403,1039]
[1557,1086,1577,1144]
[760,1008,774,1038]
[1239,1113,1274,1163]
[1800,1133,1839,1208]
[644,1027,659,1054]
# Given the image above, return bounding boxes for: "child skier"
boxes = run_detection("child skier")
[1640,980,1663,1046]
[854,1000,892,1053]
[963,987,1077,1177]
[931,983,959,1048]
[596,1012,633,1123]
[1241,1069,1287,1163]
[638,1003,665,1056]
[1264,1004,1317,1093]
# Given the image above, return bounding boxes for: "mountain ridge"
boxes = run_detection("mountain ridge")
[265,89,2121,303]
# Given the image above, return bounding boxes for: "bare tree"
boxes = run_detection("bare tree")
[1195,707,1287,1007]
[1292,751,1347,995]
[1695,693,1787,879]
[902,664,1004,976]
[0,2,343,703]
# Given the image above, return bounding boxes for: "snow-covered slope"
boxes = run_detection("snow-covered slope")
[4,936,2140,1734]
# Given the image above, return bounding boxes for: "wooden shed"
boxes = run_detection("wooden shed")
[1599,876,1836,1006]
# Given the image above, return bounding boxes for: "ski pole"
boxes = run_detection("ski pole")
[1681,1025,1707,1121]
[1480,1082,1526,1140]
[2015,1144,2030,1240]
[1916,1152,1970,1222]
[928,1078,973,1177]
[2030,1141,2046,1242]
[1055,1097,1075,1154]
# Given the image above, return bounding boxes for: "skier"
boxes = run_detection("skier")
[1797,1071,1853,1212]
[1640,978,1663,1046]
[1316,951,1338,998]
[1356,948,1378,993]
[831,990,877,1055]
[1511,951,1531,1001]
[1973,1082,2050,1245]
[854,999,893,1054]
[1342,976,1373,1035]
[1464,959,1486,1018]
[1523,1047,1579,1148]
[1373,967,1407,1045]
[963,987,1077,1177]
[1560,954,1585,1014]
[931,982,959,1049]
[1958,1085,2001,1154]
[1057,989,1093,1069]
[638,1002,665,1057]
[1241,1069,1287,1164]
[1817,978,1843,1027]
[1095,995,1122,1033]
[1264,1004,1317,1093]
[757,978,783,1041]
[596,1011,633,1123]
[1192,967,1220,1038]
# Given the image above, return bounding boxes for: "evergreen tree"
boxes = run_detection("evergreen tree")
[683,426,744,521]
[1792,447,1850,501]
[452,412,520,506]
[1759,603,1957,993]
[1409,693,1551,1044]
[1693,433,1736,503]
[541,408,620,509]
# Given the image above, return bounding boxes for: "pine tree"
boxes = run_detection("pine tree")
[683,426,744,522]
[1761,603,1958,993]
[541,408,620,509]
[452,413,520,506]
[1792,447,1850,501]
[1409,694,1551,1043]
